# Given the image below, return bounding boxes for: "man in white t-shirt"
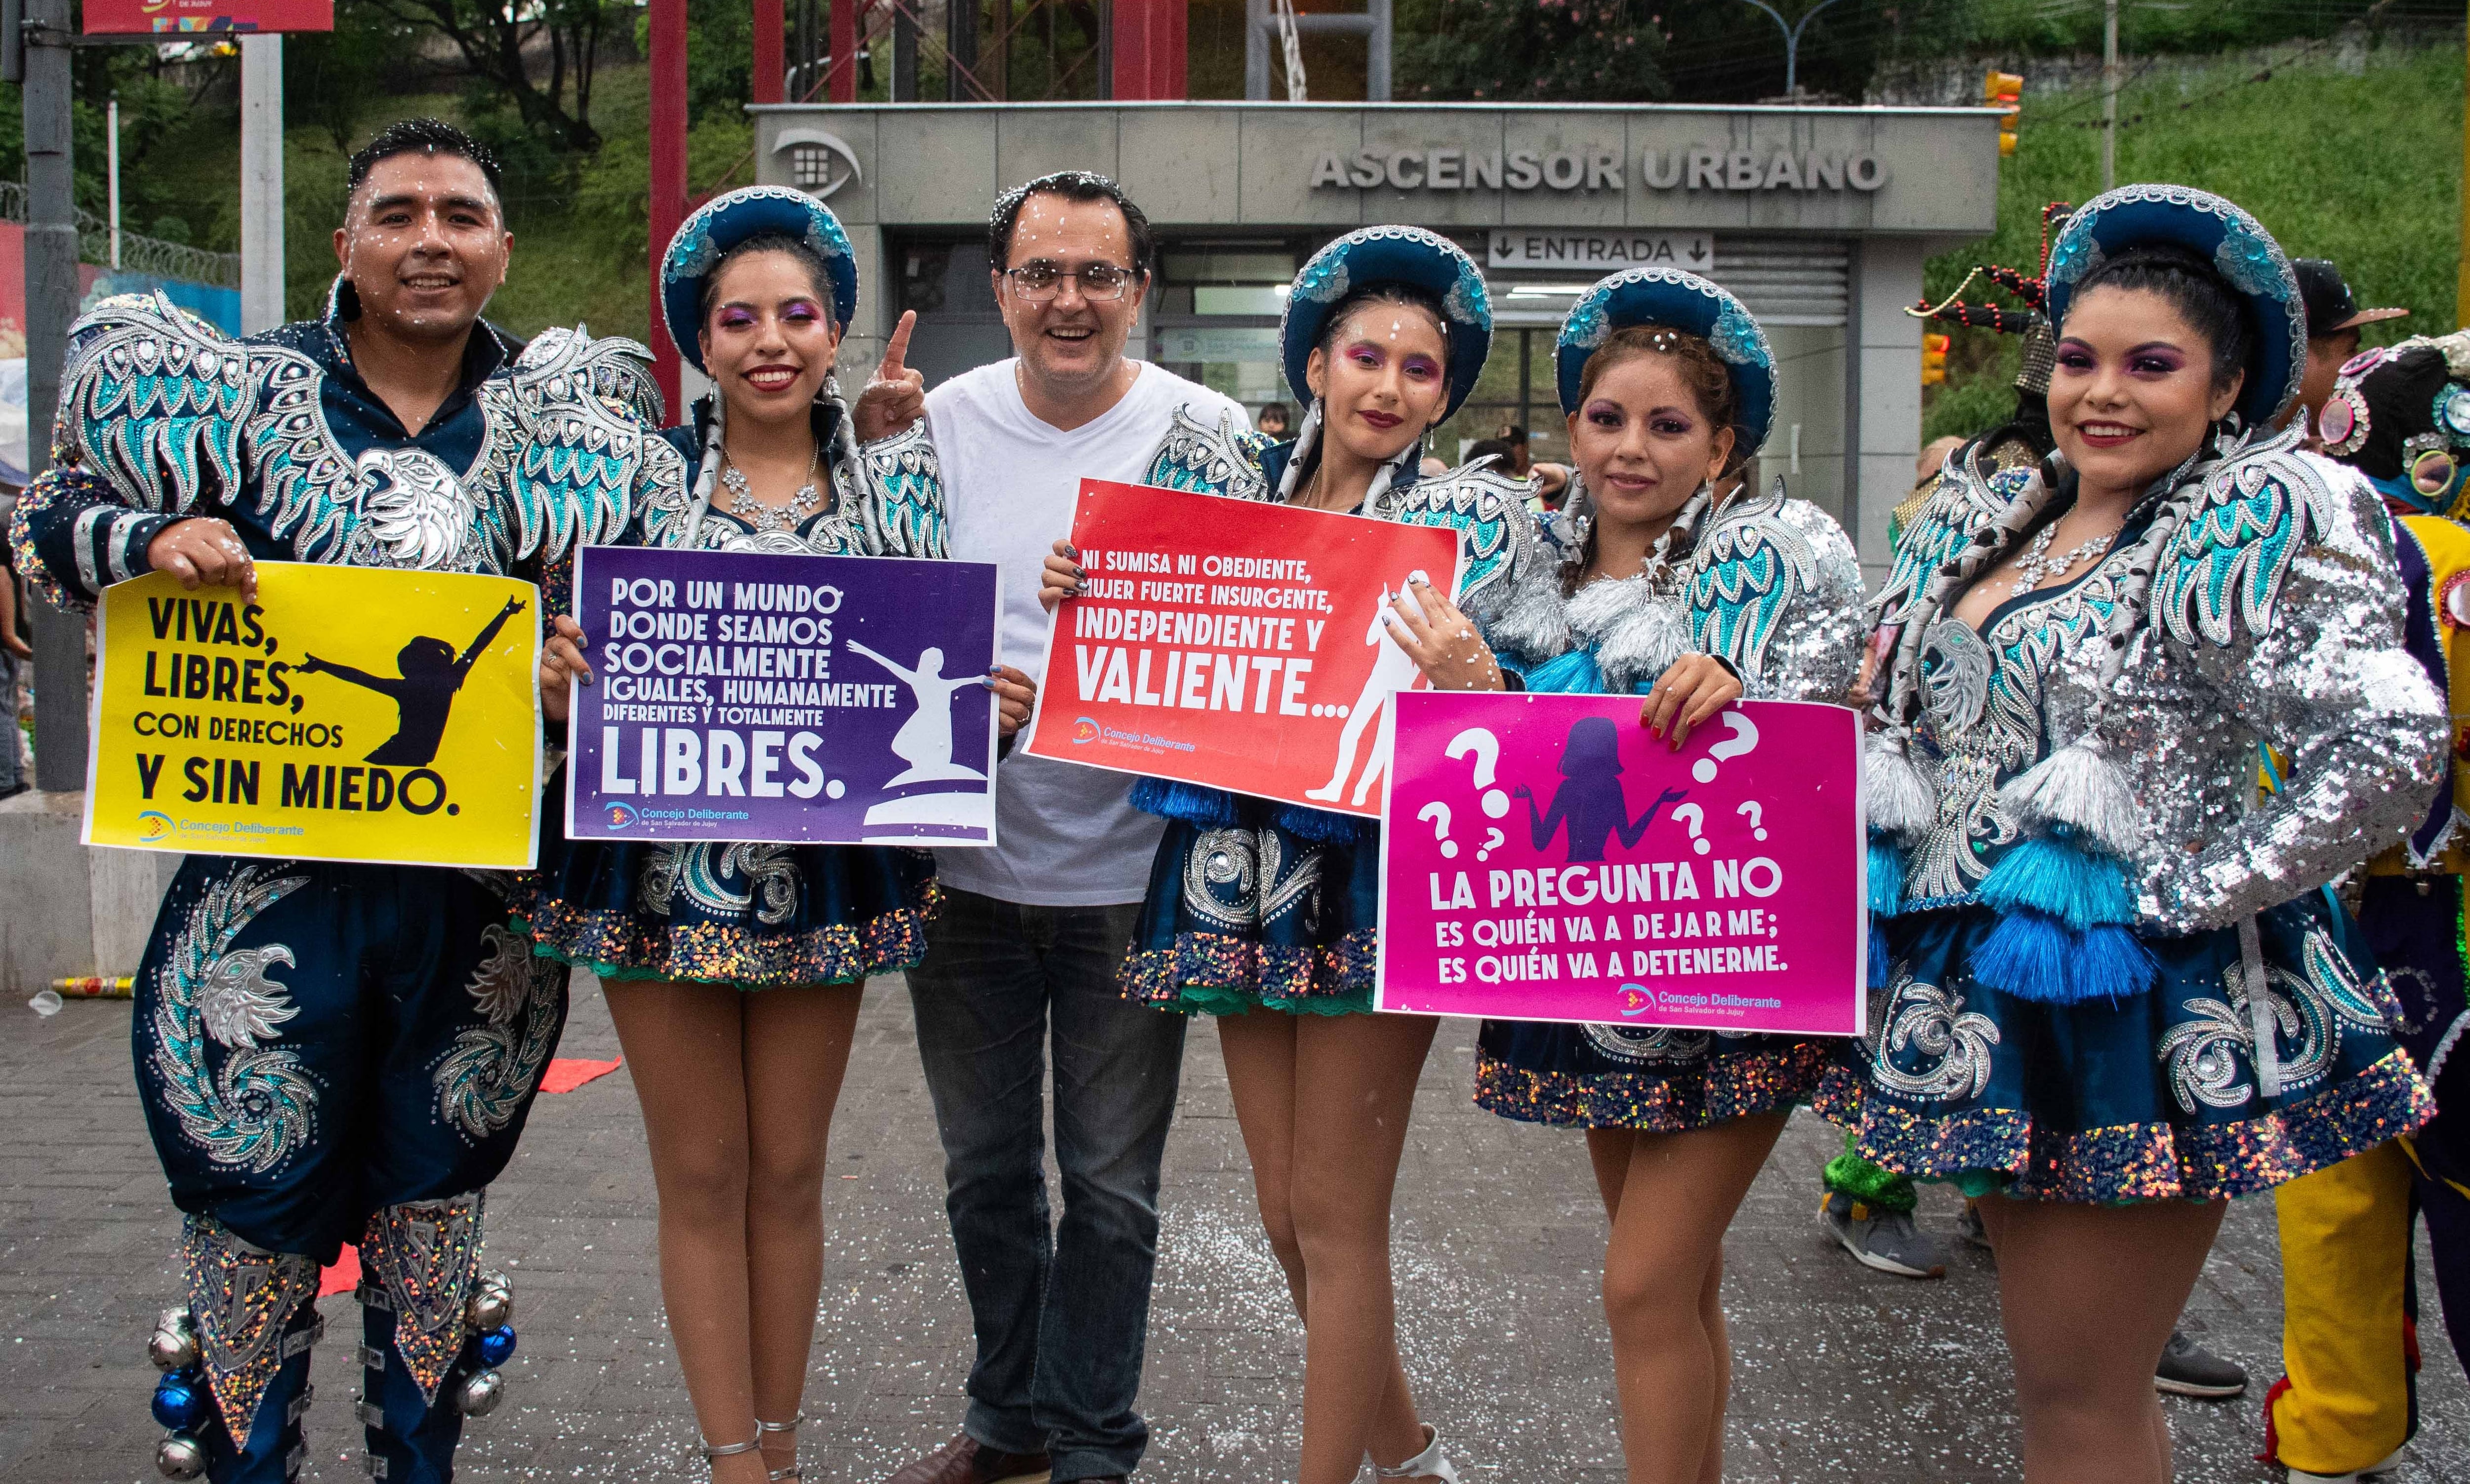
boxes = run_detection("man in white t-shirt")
[890,171,1248,1484]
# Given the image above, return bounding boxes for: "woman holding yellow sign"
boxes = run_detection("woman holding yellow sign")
[517,187,1030,1484]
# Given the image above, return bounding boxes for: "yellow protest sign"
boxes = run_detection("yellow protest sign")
[85,562,543,868]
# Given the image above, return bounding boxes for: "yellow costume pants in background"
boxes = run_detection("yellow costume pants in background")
[2267,1140,2418,1476]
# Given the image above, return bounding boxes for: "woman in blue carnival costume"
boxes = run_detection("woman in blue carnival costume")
[1468,267,1867,1481]
[2264,331,2470,1484]
[1042,227,1545,1484]
[521,187,1032,1484]
[1831,185,2441,1483]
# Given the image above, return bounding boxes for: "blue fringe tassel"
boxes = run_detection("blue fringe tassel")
[1972,909,2157,1005]
[1869,922,1892,988]
[1129,776,1243,826]
[1867,837,1908,919]
[1273,804,1376,844]
[1975,832,2138,931]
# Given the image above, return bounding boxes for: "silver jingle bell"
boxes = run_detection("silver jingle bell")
[147,1311,201,1373]
[464,1286,510,1332]
[454,1367,505,1418]
[155,1432,208,1480]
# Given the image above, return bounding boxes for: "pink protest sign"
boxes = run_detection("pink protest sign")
[1376,692,1865,1036]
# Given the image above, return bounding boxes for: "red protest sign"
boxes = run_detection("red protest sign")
[1024,479,1462,817]
[85,1,333,34]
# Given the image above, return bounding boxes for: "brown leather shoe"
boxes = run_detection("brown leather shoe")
[884,1432,1053,1484]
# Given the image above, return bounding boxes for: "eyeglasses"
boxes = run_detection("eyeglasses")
[1001,261,1139,303]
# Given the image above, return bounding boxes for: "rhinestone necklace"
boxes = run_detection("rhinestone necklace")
[720,445,823,534]
[2004,515,2118,598]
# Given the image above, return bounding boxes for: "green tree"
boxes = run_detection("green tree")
[1398,0,1670,101]
[362,0,618,150]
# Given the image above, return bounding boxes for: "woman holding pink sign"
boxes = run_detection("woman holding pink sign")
[1467,267,1867,1482]
[1042,227,1552,1484]
[518,188,1032,1484]
[1839,187,2442,1483]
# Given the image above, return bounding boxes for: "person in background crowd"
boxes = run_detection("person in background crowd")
[519,186,1015,1484]
[1475,268,1867,1484]
[1257,399,1292,438]
[887,170,1254,1484]
[6,117,665,1484]
[1055,226,1545,1484]
[2264,331,2470,1484]
[1498,421,1573,506]
[2286,258,2407,431]
[0,480,26,801]
[1840,186,2439,1484]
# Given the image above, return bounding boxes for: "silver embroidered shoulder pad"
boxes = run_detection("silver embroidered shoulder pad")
[1870,440,2034,627]
[1141,404,1271,500]
[480,329,661,566]
[1687,479,1866,698]
[64,291,293,517]
[1363,455,1540,622]
[2149,422,2343,649]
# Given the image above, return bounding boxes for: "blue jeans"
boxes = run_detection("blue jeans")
[906,887,1188,1481]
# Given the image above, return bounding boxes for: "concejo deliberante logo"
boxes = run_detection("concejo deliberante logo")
[138,810,173,841]
[604,802,638,829]
[1071,717,1099,744]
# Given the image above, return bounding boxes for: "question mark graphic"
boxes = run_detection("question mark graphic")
[1419,801,1457,858]
[1477,827,1506,861]
[1692,710,1762,784]
[1672,802,1708,855]
[1736,801,1768,841]
[1445,727,1512,820]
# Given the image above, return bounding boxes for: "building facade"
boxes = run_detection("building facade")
[749,100,2001,569]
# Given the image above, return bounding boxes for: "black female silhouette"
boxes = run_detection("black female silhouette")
[297,596,526,766]
[1515,715,1687,863]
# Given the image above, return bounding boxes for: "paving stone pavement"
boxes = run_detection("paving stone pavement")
[2,974,2463,1483]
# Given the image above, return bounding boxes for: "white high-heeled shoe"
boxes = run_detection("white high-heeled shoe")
[1363,1423,1461,1483]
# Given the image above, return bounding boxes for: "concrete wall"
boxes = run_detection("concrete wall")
[0,789,177,994]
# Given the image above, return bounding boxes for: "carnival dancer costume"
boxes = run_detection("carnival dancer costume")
[1471,267,1867,1129]
[7,284,669,1481]
[512,188,946,992]
[1119,226,1547,1016]
[1820,185,2439,1204]
[2264,332,2470,1480]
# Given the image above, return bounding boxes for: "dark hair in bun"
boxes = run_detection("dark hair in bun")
[2067,243,2254,398]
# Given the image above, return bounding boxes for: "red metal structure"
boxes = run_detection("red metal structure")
[754,0,785,105]
[1112,0,1187,100]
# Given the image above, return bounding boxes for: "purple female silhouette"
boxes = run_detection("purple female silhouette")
[1516,715,1687,863]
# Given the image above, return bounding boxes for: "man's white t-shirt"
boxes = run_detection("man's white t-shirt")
[926,359,1250,907]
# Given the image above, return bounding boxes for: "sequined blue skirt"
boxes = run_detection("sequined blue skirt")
[1814,894,2434,1203]
[1119,807,1380,1017]
[1474,1021,1829,1131]
[514,772,937,990]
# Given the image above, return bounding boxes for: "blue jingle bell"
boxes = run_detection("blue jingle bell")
[150,1374,210,1431]
[475,1324,517,1367]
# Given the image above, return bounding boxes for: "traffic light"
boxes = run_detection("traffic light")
[1985,71,2022,157]
[1922,332,1950,388]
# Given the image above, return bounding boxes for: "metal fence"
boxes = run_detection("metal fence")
[0,179,242,289]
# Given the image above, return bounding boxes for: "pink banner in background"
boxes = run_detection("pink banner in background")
[1377,692,1866,1036]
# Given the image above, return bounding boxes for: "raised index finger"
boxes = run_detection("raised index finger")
[879,310,917,378]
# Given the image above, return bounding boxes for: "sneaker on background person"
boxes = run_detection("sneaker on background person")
[1820,1191,1950,1280]
[2156,1329,2248,1399]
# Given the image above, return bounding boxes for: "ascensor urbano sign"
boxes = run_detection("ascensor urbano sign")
[1307,146,1889,195]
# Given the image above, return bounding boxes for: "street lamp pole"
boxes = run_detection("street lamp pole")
[1733,0,1852,97]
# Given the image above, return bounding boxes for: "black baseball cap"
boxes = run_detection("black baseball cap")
[2293,258,2409,338]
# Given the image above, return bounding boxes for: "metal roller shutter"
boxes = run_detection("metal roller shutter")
[1709,237,1850,327]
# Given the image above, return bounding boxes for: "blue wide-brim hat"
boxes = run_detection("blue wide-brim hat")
[660,185,859,374]
[1556,268,1777,457]
[1279,226,1492,422]
[2043,184,2304,431]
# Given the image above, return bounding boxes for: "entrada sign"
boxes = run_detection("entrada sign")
[1308,147,1889,195]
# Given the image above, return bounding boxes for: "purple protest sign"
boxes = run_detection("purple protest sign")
[1377,691,1865,1036]
[565,547,1002,845]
